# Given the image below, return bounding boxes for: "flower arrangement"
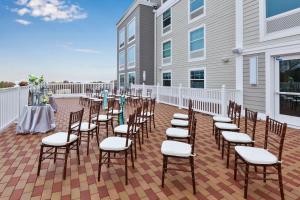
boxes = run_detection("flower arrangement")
[28,75,49,106]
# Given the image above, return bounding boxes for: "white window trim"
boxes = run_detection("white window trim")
[119,50,125,71]
[128,71,136,86]
[188,24,206,62]
[119,73,125,88]
[127,44,136,69]
[127,17,136,44]
[188,0,206,24]
[188,67,206,89]
[119,27,125,50]
[259,0,300,41]
[161,70,172,87]
[161,8,172,36]
[161,39,172,66]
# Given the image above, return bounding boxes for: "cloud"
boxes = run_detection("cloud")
[73,48,101,54]
[14,0,87,22]
[59,43,101,54]
[15,19,32,25]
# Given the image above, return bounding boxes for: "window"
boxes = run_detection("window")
[162,72,171,86]
[266,0,300,18]
[128,72,136,86]
[119,51,125,70]
[127,18,136,43]
[189,0,205,21]
[190,70,205,88]
[162,9,171,34]
[119,74,125,88]
[162,40,172,65]
[127,45,136,68]
[119,28,125,49]
[189,26,205,60]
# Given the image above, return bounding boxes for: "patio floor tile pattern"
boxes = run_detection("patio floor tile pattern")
[0,98,299,200]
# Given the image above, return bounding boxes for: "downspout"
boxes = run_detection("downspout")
[154,9,157,85]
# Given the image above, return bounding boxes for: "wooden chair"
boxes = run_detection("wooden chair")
[37,109,84,179]
[161,117,197,194]
[173,99,192,120]
[93,99,114,137]
[171,107,193,128]
[212,100,235,135]
[221,108,257,168]
[74,102,100,155]
[145,98,156,132]
[215,104,241,150]
[234,117,287,199]
[138,100,149,143]
[98,113,135,185]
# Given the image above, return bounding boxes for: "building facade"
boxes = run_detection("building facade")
[116,0,160,89]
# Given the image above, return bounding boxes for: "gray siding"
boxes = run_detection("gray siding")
[243,53,266,113]
[156,0,236,89]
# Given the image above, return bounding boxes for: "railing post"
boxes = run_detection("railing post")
[221,84,226,116]
[156,83,160,103]
[82,83,85,96]
[178,84,182,109]
[142,82,145,97]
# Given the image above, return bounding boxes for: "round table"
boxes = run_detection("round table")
[16,104,56,134]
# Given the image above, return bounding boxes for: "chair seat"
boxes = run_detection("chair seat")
[110,110,122,115]
[166,128,189,138]
[222,131,252,143]
[115,125,139,134]
[132,97,140,100]
[72,122,97,132]
[161,140,192,157]
[173,113,189,120]
[100,137,132,151]
[141,112,152,117]
[215,122,239,130]
[171,119,189,127]
[213,115,232,123]
[235,146,278,165]
[93,115,112,122]
[42,132,78,146]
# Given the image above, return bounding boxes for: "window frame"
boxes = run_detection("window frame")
[188,0,206,24]
[127,17,136,44]
[162,71,172,87]
[118,27,125,50]
[188,24,206,62]
[128,71,136,86]
[188,68,206,89]
[127,44,136,69]
[118,50,125,70]
[161,8,172,36]
[119,73,125,88]
[161,39,172,66]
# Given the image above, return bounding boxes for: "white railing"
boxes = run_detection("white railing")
[48,83,114,97]
[131,84,242,116]
[0,86,29,132]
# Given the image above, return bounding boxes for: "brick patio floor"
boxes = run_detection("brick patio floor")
[0,98,299,200]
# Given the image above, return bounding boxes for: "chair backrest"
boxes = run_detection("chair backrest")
[264,117,287,161]
[142,100,149,118]
[244,108,258,141]
[227,100,235,118]
[188,99,193,110]
[125,113,135,147]
[150,98,156,115]
[135,106,142,125]
[188,111,195,135]
[147,89,152,97]
[190,117,197,154]
[89,102,100,126]
[233,104,242,128]
[137,89,143,97]
[106,99,114,116]
[68,109,84,142]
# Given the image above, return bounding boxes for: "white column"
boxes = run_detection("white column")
[221,85,227,116]
[156,83,160,103]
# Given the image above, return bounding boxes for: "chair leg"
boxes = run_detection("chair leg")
[212,120,215,135]
[111,120,114,135]
[37,145,44,176]
[125,150,128,185]
[218,130,221,150]
[96,127,100,147]
[149,117,152,132]
[141,124,144,144]
[226,142,231,168]
[54,147,57,163]
[244,164,249,199]
[152,115,156,128]
[221,137,225,159]
[63,146,69,180]
[263,166,267,183]
[190,156,196,194]
[138,131,142,150]
[106,122,109,137]
[76,140,80,165]
[162,155,166,188]
[130,146,135,169]
[234,152,238,180]
[98,150,102,181]
[278,164,285,200]
[146,121,149,138]
[134,135,137,159]
[107,152,110,168]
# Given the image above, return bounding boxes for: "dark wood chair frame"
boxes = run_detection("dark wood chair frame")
[234,116,287,199]
[98,113,135,185]
[171,107,194,129]
[139,100,149,144]
[221,108,258,168]
[37,109,84,179]
[212,100,235,136]
[146,98,156,132]
[162,118,197,194]
[93,99,114,137]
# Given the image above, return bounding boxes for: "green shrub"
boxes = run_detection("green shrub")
[0,81,15,89]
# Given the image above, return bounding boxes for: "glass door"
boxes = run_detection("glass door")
[275,55,300,127]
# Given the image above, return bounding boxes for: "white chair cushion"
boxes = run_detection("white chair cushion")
[222,131,252,143]
[132,97,139,100]
[114,125,128,134]
[213,115,232,123]
[235,146,278,165]
[141,112,152,117]
[110,110,121,115]
[166,128,189,138]
[173,113,189,120]
[100,137,132,151]
[93,115,112,122]
[171,119,189,127]
[161,140,192,157]
[215,122,239,130]
[42,132,78,146]
[72,122,96,132]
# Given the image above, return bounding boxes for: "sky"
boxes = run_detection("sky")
[0,0,132,82]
